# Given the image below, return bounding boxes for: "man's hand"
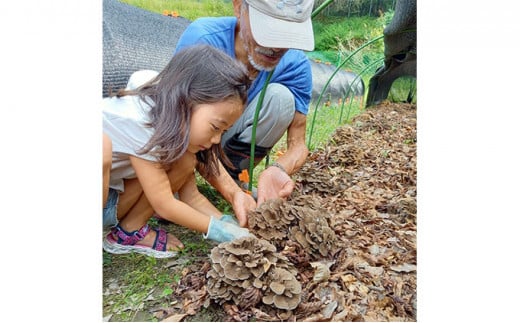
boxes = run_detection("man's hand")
[231,190,256,227]
[256,165,295,205]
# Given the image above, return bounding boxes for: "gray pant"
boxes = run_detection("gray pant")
[222,83,295,149]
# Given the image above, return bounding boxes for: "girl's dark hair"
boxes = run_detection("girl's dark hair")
[116,44,250,177]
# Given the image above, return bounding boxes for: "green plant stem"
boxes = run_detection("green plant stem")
[307,34,384,147]
[312,0,336,18]
[248,70,274,192]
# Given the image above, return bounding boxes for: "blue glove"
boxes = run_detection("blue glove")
[220,214,239,225]
[205,216,252,243]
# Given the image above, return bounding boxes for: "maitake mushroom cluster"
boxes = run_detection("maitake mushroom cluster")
[207,236,302,311]
[294,128,365,196]
[247,195,338,258]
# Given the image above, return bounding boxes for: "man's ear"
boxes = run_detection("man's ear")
[232,0,242,18]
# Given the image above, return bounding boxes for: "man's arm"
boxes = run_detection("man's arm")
[274,111,309,175]
[256,112,309,204]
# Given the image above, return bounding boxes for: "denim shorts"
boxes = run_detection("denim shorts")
[103,188,119,228]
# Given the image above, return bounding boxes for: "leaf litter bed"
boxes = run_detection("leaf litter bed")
[103,102,417,322]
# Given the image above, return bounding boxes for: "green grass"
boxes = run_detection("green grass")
[120,0,234,20]
[307,98,365,149]
[388,76,417,104]
[313,15,386,53]
[103,253,176,321]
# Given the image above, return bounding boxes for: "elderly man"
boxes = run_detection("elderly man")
[175,0,315,226]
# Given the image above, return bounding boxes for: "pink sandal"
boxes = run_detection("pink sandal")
[103,223,178,258]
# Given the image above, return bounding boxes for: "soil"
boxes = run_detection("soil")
[103,101,417,322]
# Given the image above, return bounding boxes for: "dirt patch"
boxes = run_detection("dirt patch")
[103,101,417,321]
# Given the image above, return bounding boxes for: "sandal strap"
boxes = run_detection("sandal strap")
[111,223,150,245]
[152,228,168,252]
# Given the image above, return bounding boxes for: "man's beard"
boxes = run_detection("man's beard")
[247,53,275,72]
[240,28,276,72]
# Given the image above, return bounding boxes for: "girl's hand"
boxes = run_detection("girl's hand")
[204,216,253,243]
[220,214,239,225]
[231,190,256,227]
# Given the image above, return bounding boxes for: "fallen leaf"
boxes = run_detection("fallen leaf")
[310,261,334,283]
[161,313,188,322]
[390,263,416,272]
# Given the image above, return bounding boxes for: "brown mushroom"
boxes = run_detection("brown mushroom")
[207,236,302,311]
[248,197,338,259]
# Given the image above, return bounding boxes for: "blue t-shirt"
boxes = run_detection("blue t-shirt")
[175,17,312,115]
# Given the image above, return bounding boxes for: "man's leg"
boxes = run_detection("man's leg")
[221,83,295,180]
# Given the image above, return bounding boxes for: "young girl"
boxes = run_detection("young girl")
[102,44,252,258]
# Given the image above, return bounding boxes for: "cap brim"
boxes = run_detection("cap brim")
[248,6,315,51]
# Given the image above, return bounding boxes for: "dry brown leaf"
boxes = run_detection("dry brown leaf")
[390,263,417,273]
[160,313,188,322]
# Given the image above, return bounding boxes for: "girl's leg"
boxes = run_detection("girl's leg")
[116,177,184,251]
[102,133,112,207]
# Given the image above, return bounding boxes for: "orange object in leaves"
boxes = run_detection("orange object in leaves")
[162,10,169,16]
[238,169,252,195]
[238,169,250,184]
[171,11,179,17]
